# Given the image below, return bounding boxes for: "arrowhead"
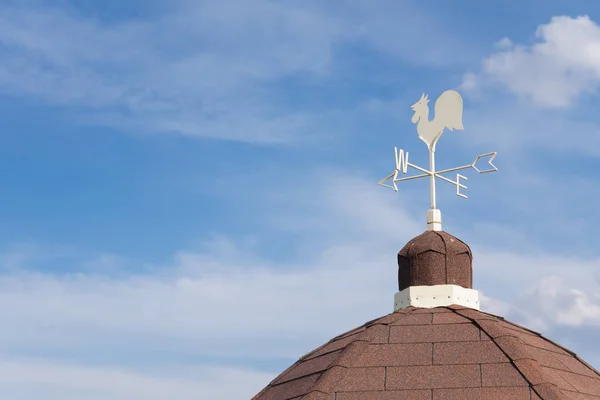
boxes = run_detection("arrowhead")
[378,170,399,191]
[472,152,498,174]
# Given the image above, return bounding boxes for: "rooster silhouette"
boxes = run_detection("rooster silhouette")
[410,90,464,151]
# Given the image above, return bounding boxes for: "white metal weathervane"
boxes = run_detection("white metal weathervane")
[378,90,497,231]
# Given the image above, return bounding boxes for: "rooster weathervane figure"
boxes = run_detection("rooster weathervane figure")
[378,90,498,231]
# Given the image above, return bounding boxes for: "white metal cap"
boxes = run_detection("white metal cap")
[426,209,442,231]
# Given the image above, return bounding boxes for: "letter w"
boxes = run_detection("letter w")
[394,147,409,174]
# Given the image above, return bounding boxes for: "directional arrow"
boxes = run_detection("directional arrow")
[378,150,498,200]
[378,170,399,192]
[434,152,498,175]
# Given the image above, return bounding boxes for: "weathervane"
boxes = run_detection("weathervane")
[378,90,497,231]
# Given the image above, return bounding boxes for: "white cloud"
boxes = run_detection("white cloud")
[0,360,272,400]
[504,276,600,331]
[460,72,478,92]
[464,15,600,108]
[478,291,511,316]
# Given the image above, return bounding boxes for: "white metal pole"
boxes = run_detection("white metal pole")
[429,148,436,210]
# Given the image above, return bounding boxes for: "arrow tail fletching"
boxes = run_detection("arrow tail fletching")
[472,152,498,174]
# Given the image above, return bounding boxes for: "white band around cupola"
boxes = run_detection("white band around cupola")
[394,284,480,311]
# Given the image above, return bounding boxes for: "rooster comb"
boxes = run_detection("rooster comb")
[419,93,430,104]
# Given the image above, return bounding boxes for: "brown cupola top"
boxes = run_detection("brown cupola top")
[394,230,479,311]
[398,230,473,291]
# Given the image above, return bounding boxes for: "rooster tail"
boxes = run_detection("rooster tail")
[434,90,464,131]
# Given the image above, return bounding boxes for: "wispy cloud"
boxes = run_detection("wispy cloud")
[0,1,342,143]
[0,1,474,144]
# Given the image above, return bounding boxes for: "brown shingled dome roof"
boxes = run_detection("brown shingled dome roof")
[252,306,600,400]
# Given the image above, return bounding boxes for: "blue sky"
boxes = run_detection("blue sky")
[1,0,600,398]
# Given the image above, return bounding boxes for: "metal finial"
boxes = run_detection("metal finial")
[378,90,498,231]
